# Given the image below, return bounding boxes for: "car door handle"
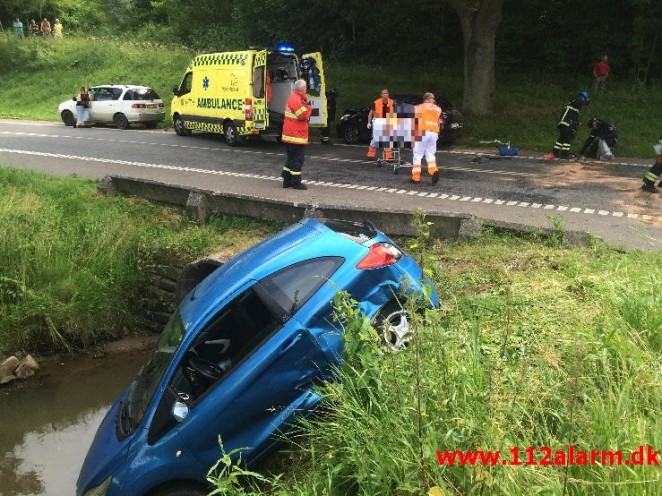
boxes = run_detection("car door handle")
[279,333,303,355]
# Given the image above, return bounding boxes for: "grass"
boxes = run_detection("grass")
[209,230,662,495]
[0,165,658,494]
[0,166,280,356]
[1,35,660,157]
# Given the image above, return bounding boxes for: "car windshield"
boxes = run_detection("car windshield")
[124,88,161,100]
[122,313,184,434]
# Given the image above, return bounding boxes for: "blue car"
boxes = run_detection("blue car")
[77,217,439,496]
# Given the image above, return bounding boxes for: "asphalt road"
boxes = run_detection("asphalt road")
[1,120,661,251]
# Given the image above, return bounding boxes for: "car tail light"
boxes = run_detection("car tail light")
[244,98,253,121]
[356,242,402,269]
[131,103,147,109]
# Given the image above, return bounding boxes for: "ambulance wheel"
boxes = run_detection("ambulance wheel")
[224,121,243,146]
[342,123,360,144]
[174,115,192,136]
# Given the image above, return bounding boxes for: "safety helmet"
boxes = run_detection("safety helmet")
[578,90,590,104]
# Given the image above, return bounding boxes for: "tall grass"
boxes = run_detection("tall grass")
[1,34,660,157]
[210,232,661,495]
[0,167,279,355]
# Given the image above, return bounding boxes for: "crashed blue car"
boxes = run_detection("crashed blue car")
[77,217,439,496]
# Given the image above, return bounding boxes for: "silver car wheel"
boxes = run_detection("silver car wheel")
[379,308,410,351]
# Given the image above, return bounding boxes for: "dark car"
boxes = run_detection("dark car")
[336,93,464,146]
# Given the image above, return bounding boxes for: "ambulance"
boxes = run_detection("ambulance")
[171,46,326,145]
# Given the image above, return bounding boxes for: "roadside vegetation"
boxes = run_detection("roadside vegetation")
[1,35,661,157]
[1,167,659,494]
[0,167,280,356]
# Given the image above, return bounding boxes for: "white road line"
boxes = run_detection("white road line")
[1,147,659,223]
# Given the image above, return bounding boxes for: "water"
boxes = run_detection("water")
[0,348,153,495]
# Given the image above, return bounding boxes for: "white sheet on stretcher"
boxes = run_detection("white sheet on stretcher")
[372,116,416,148]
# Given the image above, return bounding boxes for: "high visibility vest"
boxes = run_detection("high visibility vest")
[416,103,441,133]
[373,98,394,118]
[282,91,312,145]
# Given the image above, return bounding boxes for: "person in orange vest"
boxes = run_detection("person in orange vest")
[411,92,442,185]
[367,88,394,160]
[281,79,312,190]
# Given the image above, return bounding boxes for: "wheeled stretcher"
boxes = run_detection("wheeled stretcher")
[371,115,415,174]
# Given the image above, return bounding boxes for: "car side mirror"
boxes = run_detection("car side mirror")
[172,400,189,423]
[172,85,179,96]
[72,97,76,101]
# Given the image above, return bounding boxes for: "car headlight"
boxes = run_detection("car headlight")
[82,476,112,496]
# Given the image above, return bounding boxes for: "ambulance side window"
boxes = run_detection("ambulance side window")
[253,67,265,99]
[179,72,193,96]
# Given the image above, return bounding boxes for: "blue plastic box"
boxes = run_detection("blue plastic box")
[498,146,519,156]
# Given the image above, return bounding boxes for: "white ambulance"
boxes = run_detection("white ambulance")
[171,45,326,145]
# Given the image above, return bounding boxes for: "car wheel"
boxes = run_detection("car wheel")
[224,121,243,146]
[342,124,361,145]
[144,122,158,129]
[113,113,130,130]
[173,114,191,136]
[375,302,411,351]
[61,110,75,127]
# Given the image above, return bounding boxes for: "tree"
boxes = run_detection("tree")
[447,0,504,116]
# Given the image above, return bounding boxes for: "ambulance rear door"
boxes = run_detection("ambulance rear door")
[251,50,269,132]
[300,52,327,127]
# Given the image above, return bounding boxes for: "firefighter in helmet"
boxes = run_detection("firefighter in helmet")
[641,135,662,193]
[552,91,590,159]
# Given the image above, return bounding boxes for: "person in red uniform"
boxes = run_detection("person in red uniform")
[592,55,611,91]
[367,88,394,160]
[281,79,312,190]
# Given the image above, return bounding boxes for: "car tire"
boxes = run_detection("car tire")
[173,114,192,136]
[375,302,411,351]
[61,110,75,127]
[342,123,361,145]
[113,113,130,130]
[224,121,243,146]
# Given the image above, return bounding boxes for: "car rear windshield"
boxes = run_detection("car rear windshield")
[320,219,377,243]
[124,88,161,100]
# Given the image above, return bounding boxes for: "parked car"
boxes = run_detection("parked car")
[58,85,165,130]
[77,217,439,496]
[336,93,464,146]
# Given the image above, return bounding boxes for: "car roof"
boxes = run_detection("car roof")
[91,84,153,90]
[178,218,375,332]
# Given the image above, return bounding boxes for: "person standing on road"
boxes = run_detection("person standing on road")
[411,92,442,185]
[551,91,590,159]
[592,55,611,91]
[75,86,91,128]
[320,87,338,145]
[367,88,394,160]
[281,79,312,190]
[641,135,662,193]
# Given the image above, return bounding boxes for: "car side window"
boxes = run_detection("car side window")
[258,257,343,316]
[112,88,123,100]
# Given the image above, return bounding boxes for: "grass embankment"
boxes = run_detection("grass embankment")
[0,167,279,356]
[0,168,659,494]
[212,230,662,495]
[1,35,660,157]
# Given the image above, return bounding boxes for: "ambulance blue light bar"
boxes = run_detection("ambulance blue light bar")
[276,44,295,53]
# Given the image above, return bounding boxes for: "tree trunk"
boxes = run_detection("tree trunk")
[447,0,504,116]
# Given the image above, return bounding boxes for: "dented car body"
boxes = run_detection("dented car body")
[77,217,439,496]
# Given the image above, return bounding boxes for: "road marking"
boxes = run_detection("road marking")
[1,147,660,223]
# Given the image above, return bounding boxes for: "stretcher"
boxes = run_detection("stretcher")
[372,115,414,174]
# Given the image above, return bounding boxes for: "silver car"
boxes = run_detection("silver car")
[58,84,165,129]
